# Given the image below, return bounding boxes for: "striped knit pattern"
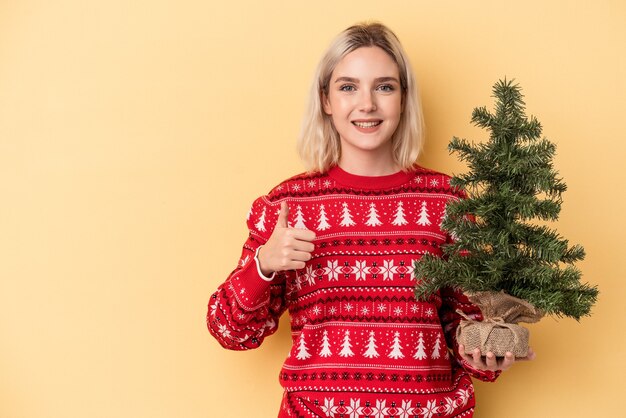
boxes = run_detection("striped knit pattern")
[208,165,499,418]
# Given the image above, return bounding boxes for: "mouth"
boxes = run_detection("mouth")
[351,120,383,128]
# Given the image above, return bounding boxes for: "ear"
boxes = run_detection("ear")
[322,92,332,115]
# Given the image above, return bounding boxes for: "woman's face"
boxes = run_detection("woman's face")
[323,46,403,161]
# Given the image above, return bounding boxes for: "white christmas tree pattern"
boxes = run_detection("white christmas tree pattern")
[391,201,408,226]
[319,330,332,357]
[431,333,442,359]
[293,205,307,229]
[413,331,427,360]
[441,205,459,241]
[317,204,331,231]
[388,331,405,359]
[362,331,380,358]
[439,206,447,230]
[296,333,311,360]
[254,206,267,232]
[239,255,250,267]
[365,202,382,227]
[339,330,355,357]
[416,201,431,226]
[339,202,356,227]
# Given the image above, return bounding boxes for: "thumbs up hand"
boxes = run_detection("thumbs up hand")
[257,202,316,276]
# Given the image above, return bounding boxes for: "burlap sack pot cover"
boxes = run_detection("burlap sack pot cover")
[456,290,544,357]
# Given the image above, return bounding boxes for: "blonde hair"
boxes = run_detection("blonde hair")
[297,22,425,173]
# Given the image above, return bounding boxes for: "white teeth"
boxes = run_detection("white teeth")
[353,121,381,128]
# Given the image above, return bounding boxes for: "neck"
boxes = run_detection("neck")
[338,152,400,176]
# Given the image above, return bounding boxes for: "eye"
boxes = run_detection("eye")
[377,84,395,92]
[339,84,356,92]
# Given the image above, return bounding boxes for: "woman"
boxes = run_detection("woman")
[207,22,531,417]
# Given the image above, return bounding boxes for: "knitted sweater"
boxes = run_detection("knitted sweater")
[207,165,499,418]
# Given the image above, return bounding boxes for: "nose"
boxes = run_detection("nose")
[359,91,377,112]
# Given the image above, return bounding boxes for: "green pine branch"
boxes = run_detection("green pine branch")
[415,78,598,320]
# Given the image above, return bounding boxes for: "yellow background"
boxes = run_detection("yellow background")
[1,1,624,417]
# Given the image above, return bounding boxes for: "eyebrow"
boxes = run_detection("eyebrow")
[334,76,400,84]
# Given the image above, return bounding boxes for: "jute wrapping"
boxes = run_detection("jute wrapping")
[456,291,543,357]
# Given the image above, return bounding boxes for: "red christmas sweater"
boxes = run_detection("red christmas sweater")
[207,165,500,418]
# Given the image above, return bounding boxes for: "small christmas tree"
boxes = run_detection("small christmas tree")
[254,207,267,232]
[392,201,408,226]
[431,333,442,360]
[294,205,307,229]
[296,333,311,360]
[412,331,427,360]
[339,202,356,227]
[388,331,405,359]
[363,331,380,358]
[319,330,332,357]
[416,201,431,226]
[365,203,382,226]
[339,330,354,357]
[414,79,597,352]
[317,204,331,231]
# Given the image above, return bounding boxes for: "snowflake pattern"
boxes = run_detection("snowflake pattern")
[211,170,485,417]
[316,386,473,418]
[293,258,416,285]
[216,323,231,339]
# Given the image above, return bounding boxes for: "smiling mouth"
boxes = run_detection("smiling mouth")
[352,121,382,128]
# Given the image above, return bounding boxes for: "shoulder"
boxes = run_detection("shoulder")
[262,171,331,201]
[246,171,330,235]
[410,165,465,199]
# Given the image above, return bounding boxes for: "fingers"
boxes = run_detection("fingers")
[287,228,316,243]
[259,201,318,274]
[274,202,316,241]
[276,201,289,228]
[500,352,515,370]
[292,240,316,254]
[458,344,523,372]
[290,249,314,262]
[472,348,482,365]
[485,352,498,369]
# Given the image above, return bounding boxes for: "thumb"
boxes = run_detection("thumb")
[276,201,289,228]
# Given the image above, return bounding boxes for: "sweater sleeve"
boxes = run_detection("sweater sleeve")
[206,196,288,350]
[439,286,501,382]
[438,188,500,382]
